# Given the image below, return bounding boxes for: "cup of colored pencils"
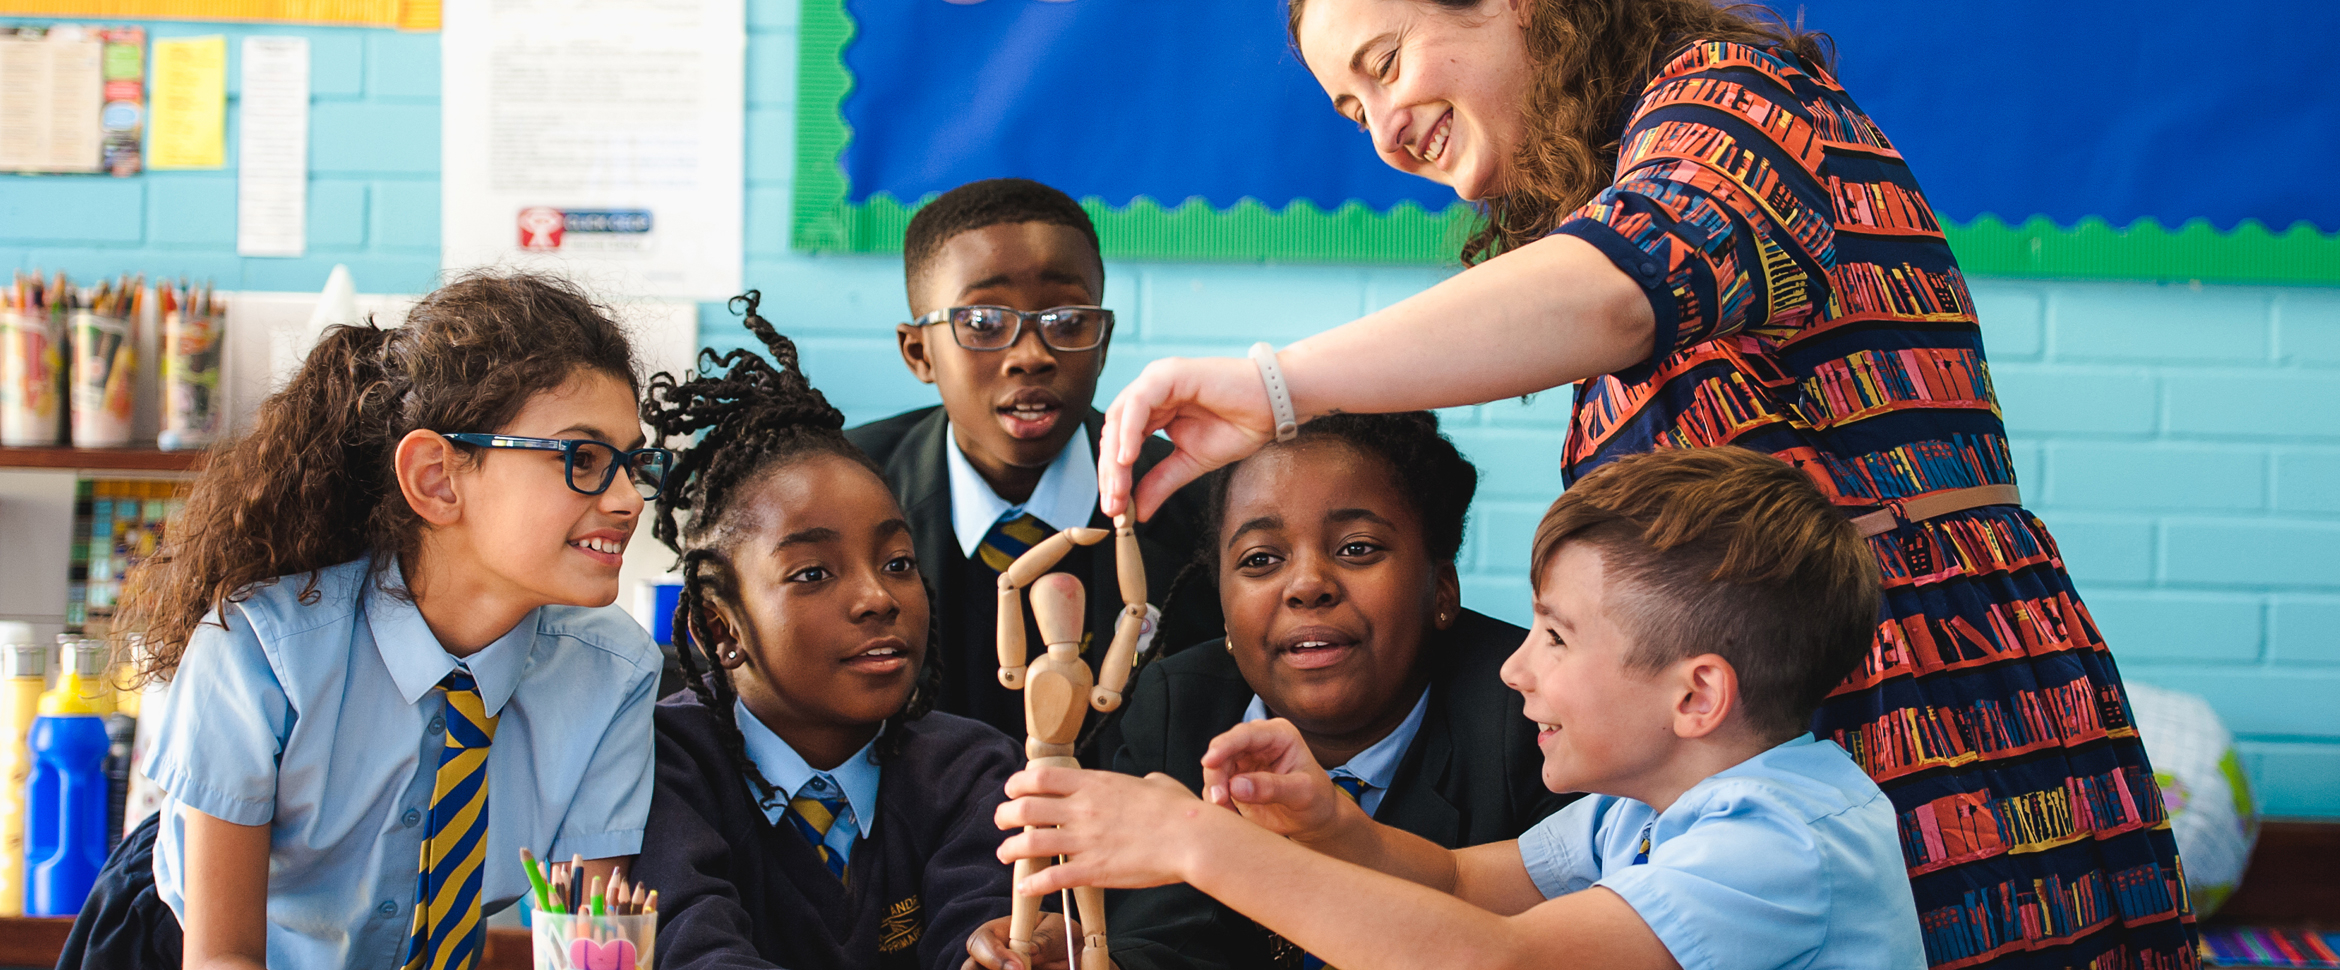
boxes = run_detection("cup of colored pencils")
[67,274,140,448]
[1,271,67,447]
[523,849,657,970]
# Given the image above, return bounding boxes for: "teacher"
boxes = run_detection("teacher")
[1098,1,2197,968]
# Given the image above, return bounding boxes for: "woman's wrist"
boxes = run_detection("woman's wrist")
[1272,338,1326,424]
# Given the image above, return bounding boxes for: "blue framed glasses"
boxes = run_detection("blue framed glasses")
[444,433,675,501]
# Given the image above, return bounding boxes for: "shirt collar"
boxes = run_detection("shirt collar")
[1242,686,1430,795]
[363,561,534,718]
[944,421,1097,560]
[732,698,881,838]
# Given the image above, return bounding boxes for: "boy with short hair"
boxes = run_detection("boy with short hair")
[987,447,1926,970]
[847,177,1218,747]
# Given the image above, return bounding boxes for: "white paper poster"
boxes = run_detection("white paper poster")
[237,36,309,258]
[439,0,744,300]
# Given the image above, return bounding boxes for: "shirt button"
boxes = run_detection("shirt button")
[377,900,398,916]
[427,716,445,734]
[1639,261,1659,277]
[402,808,421,827]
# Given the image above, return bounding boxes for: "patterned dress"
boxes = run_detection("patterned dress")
[1551,41,2199,970]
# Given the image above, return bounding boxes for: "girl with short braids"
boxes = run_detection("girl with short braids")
[632,292,1021,970]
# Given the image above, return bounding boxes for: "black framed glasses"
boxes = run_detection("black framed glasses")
[912,305,1114,352]
[444,433,676,501]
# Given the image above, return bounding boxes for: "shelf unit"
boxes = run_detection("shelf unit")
[0,447,205,472]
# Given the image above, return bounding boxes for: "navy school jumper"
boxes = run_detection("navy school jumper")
[636,691,1022,970]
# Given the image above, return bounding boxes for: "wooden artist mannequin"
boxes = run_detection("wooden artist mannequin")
[995,514,1153,970]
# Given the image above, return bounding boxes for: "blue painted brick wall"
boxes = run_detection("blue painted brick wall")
[6,2,2337,818]
[0,19,441,292]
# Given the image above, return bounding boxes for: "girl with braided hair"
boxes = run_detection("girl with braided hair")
[632,292,1023,970]
[62,272,667,970]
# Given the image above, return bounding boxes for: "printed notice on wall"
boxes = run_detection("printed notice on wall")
[148,34,225,170]
[237,36,308,257]
[439,0,744,300]
[0,27,104,172]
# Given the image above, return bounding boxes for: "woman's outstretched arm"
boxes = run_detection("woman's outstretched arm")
[1099,232,1651,520]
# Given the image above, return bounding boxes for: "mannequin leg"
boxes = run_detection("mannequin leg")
[1073,885,1110,970]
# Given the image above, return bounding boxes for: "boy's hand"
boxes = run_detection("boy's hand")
[996,766,1236,895]
[1198,719,1352,845]
[964,913,1102,970]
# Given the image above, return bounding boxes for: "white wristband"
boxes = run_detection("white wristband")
[1248,342,1299,443]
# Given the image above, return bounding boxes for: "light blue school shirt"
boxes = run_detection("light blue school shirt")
[945,422,1097,557]
[1241,687,1428,818]
[142,557,661,970]
[733,697,880,861]
[1516,733,1926,970]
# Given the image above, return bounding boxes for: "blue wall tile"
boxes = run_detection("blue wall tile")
[1994,366,2158,436]
[2270,597,2340,665]
[307,179,368,250]
[2044,443,2266,511]
[366,32,439,99]
[371,180,439,251]
[2275,289,2340,364]
[310,103,438,175]
[2084,590,2262,662]
[2049,281,2270,363]
[2167,372,2340,439]
[2163,519,2340,588]
[143,176,235,247]
[0,178,142,244]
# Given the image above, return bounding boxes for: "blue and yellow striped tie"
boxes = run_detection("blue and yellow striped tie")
[404,668,499,970]
[786,775,857,882]
[976,512,1053,574]
[1296,771,1372,970]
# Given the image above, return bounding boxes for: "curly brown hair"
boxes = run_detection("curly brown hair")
[116,272,639,683]
[1289,0,1832,265]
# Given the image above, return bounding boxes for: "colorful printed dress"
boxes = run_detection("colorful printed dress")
[1551,41,2199,970]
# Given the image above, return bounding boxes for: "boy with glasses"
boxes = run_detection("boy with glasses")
[847,178,1220,753]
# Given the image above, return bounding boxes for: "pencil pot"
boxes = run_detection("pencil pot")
[159,306,221,451]
[528,901,655,970]
[0,308,64,447]
[68,311,134,448]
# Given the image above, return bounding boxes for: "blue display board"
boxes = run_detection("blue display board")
[797,0,2340,280]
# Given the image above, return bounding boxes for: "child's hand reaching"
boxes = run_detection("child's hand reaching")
[1198,718,1356,846]
[995,766,1243,896]
[963,912,1102,970]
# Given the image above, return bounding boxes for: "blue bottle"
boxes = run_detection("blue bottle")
[25,643,112,916]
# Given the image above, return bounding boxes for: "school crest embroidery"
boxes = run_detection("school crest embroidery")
[879,895,923,954]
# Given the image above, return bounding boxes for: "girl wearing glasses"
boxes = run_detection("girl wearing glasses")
[62,273,668,970]
[631,293,1021,970]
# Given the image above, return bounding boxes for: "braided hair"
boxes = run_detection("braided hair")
[641,291,940,807]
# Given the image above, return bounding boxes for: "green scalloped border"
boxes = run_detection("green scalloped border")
[792,0,2340,283]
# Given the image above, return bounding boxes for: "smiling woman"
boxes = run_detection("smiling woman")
[1090,1,2201,967]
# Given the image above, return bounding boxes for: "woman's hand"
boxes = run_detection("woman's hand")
[1198,719,1354,845]
[1097,356,1275,521]
[963,912,1099,970]
[994,766,1241,896]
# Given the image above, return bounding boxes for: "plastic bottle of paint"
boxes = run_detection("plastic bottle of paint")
[0,642,47,917]
[25,642,114,916]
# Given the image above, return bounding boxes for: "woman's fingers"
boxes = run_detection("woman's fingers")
[1002,764,1089,799]
[1099,356,1278,521]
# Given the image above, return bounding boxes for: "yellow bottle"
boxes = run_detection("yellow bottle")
[0,643,51,916]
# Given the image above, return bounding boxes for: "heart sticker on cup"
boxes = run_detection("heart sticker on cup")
[570,937,638,970]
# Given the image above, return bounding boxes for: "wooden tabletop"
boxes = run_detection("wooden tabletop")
[0,918,531,968]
